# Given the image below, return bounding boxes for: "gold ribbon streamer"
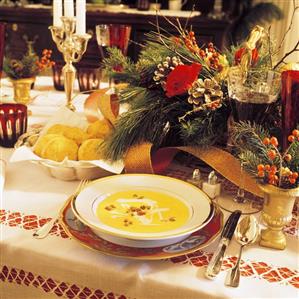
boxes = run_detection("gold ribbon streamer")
[124,142,154,174]
[97,91,118,125]
[178,146,263,197]
[125,144,263,198]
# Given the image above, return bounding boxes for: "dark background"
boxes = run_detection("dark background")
[7,0,240,16]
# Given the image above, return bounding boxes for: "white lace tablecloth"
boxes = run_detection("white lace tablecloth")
[0,77,298,299]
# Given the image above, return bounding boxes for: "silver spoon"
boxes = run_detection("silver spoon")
[225,215,259,287]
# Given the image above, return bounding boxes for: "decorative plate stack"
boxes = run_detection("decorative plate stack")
[60,174,223,259]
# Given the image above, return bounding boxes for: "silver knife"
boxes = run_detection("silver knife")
[205,210,242,279]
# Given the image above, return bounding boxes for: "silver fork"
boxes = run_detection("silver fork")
[33,179,89,239]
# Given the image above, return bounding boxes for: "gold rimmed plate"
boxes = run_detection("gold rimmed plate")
[73,174,214,248]
[60,198,223,260]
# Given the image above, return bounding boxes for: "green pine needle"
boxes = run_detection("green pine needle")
[103,90,181,161]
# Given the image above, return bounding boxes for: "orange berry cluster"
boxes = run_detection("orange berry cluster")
[263,136,279,160]
[36,49,55,72]
[258,130,299,186]
[184,31,200,54]
[287,129,299,142]
[200,42,223,72]
[286,170,298,185]
[257,164,298,186]
[257,164,278,185]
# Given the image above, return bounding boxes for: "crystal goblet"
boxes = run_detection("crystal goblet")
[95,24,131,87]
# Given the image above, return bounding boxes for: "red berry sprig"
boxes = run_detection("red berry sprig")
[184,31,200,55]
[206,42,222,71]
[36,49,55,72]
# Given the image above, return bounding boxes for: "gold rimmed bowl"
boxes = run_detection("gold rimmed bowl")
[72,174,215,248]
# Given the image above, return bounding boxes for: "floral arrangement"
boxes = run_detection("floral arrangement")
[232,122,299,189]
[101,10,298,162]
[3,49,55,80]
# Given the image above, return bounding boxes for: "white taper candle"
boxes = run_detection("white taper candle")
[76,0,86,35]
[53,0,62,27]
[64,0,74,18]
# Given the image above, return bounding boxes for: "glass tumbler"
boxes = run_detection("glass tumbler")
[77,66,101,93]
[52,62,65,91]
[0,103,28,148]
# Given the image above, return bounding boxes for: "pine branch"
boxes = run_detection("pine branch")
[239,150,264,177]
[117,86,147,104]
[179,104,230,146]
[102,47,140,85]
[148,19,194,63]
[231,121,271,162]
[3,54,39,79]
[286,139,299,172]
[103,90,181,161]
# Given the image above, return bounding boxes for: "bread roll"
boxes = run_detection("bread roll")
[87,119,113,139]
[47,124,88,145]
[40,135,78,162]
[33,133,61,157]
[78,138,104,161]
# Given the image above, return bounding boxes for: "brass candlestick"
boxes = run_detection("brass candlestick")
[49,17,91,111]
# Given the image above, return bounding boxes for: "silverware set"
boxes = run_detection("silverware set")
[205,211,260,287]
[32,179,89,239]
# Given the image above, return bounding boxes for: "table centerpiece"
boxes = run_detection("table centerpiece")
[93,9,298,195]
[3,49,55,104]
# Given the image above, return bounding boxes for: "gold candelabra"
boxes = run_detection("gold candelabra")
[49,17,91,111]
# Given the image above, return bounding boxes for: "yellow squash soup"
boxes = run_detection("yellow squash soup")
[96,190,190,233]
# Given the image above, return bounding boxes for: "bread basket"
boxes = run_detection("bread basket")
[14,129,123,181]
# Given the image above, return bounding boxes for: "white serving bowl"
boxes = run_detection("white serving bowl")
[33,160,113,181]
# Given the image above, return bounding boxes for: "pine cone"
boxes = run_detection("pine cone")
[188,78,223,107]
[153,56,183,88]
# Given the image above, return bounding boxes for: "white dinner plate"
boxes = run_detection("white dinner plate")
[73,174,214,247]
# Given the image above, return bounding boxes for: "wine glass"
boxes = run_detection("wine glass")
[0,23,6,100]
[215,66,281,214]
[95,24,131,87]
